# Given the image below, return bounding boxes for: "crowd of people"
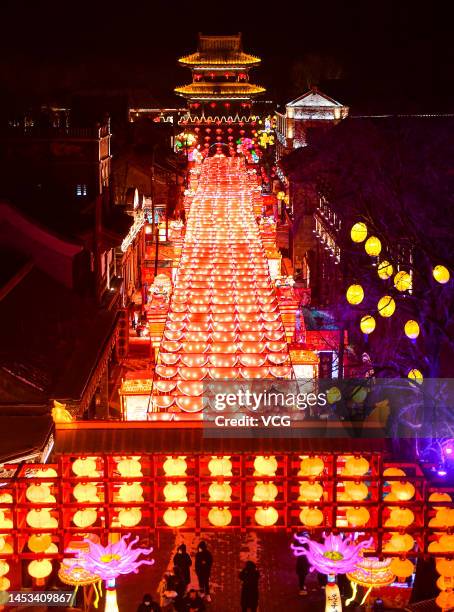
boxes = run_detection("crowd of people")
[136,541,261,612]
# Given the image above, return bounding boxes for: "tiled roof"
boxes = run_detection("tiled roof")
[174,82,265,98]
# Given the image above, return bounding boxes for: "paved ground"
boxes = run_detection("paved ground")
[115,531,326,612]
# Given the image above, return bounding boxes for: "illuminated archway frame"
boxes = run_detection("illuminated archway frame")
[0,452,451,590]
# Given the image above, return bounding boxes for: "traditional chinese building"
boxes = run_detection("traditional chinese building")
[175,33,265,124]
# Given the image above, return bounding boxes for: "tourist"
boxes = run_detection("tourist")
[296,553,310,595]
[182,589,205,612]
[137,593,161,612]
[239,561,260,612]
[173,543,192,587]
[158,572,178,611]
[195,541,213,602]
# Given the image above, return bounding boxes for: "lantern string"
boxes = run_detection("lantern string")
[345,581,357,606]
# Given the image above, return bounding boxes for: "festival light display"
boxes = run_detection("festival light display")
[151,156,293,416]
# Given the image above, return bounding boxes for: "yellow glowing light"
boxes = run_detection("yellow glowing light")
[118,508,142,527]
[73,482,99,503]
[298,456,324,477]
[253,456,277,476]
[208,507,232,527]
[408,368,423,384]
[360,315,376,334]
[350,222,368,243]
[163,456,187,476]
[346,284,364,305]
[299,507,324,527]
[208,456,233,476]
[209,482,232,502]
[394,270,412,292]
[377,260,393,280]
[72,458,98,478]
[343,456,369,476]
[28,534,52,553]
[298,481,323,502]
[0,560,9,577]
[163,507,187,527]
[377,295,396,317]
[327,387,342,404]
[404,320,420,339]
[117,458,142,477]
[253,482,278,502]
[163,482,188,502]
[433,265,450,284]
[365,236,382,256]
[72,509,97,528]
[28,559,53,579]
[26,483,55,504]
[346,506,370,527]
[26,509,57,529]
[255,506,279,526]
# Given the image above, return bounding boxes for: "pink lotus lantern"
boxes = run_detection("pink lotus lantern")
[292,533,373,611]
[76,535,154,612]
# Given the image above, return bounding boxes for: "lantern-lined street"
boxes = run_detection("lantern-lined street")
[1,5,454,611]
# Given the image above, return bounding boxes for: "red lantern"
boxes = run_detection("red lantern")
[227,128,233,133]
[205,128,211,133]
[216,128,222,134]
[210,102,216,108]
[224,102,230,108]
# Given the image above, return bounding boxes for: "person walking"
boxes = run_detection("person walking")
[296,554,310,595]
[137,593,161,612]
[173,544,192,588]
[195,541,213,602]
[239,561,260,612]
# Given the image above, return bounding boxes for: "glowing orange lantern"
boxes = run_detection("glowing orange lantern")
[208,507,232,527]
[255,506,278,526]
[163,507,187,527]
[299,507,324,527]
[28,559,53,579]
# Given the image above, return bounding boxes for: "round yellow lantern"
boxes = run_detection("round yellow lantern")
[208,456,232,477]
[429,492,452,503]
[208,507,232,527]
[72,458,98,478]
[34,468,58,478]
[433,265,450,285]
[346,284,364,305]
[298,456,324,477]
[436,589,454,610]
[346,506,370,527]
[73,482,99,503]
[255,506,278,526]
[434,508,454,528]
[350,222,368,243]
[0,576,10,591]
[404,320,420,340]
[0,539,12,556]
[118,482,144,503]
[0,560,9,577]
[118,508,142,527]
[437,575,454,591]
[378,260,393,280]
[408,368,423,384]
[0,494,12,504]
[28,559,53,579]
[253,482,278,502]
[209,482,232,502]
[384,533,414,553]
[0,512,12,529]
[164,482,188,502]
[365,236,382,256]
[254,456,277,476]
[27,484,55,503]
[299,507,324,527]
[298,482,323,502]
[117,458,142,477]
[391,481,416,501]
[28,534,52,553]
[384,467,406,477]
[437,559,454,577]
[360,315,376,334]
[26,509,57,529]
[385,507,415,527]
[327,387,342,404]
[344,481,369,501]
[344,456,369,476]
[377,295,396,317]
[394,271,412,292]
[163,507,187,527]
[389,558,414,580]
[72,509,97,528]
[163,456,187,476]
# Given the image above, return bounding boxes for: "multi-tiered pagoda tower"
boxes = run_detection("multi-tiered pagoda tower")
[175,33,265,122]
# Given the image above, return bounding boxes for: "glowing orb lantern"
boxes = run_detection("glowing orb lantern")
[360,315,376,334]
[350,222,368,243]
[405,320,420,339]
[300,507,324,527]
[365,236,382,256]
[117,458,142,478]
[433,265,450,284]
[163,456,187,476]
[255,506,278,526]
[377,295,396,317]
[73,482,99,503]
[343,456,369,476]
[209,482,232,502]
[408,369,423,384]
[394,271,412,292]
[72,458,98,478]
[299,456,324,477]
[0,560,9,577]
[163,482,188,502]
[163,507,187,527]
[118,508,142,527]
[390,558,415,581]
[298,481,323,502]
[391,481,415,501]
[208,456,233,476]
[253,482,278,502]
[344,481,369,501]
[208,507,232,527]
[0,577,10,591]
[254,456,277,476]
[384,533,415,553]
[378,260,393,280]
[26,483,55,504]
[346,506,370,527]
[327,387,342,404]
[26,509,57,529]
[346,284,364,305]
[28,534,52,553]
[73,509,97,528]
[28,559,53,579]
[118,483,144,503]
[385,507,415,527]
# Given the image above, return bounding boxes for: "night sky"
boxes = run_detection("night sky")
[1,0,452,112]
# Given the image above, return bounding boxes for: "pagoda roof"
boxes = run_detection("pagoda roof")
[178,33,261,66]
[287,87,346,109]
[174,82,265,99]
